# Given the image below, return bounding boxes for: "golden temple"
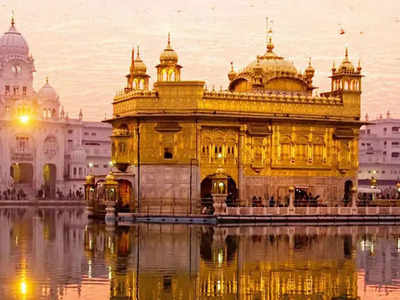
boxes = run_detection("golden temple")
[99,24,363,213]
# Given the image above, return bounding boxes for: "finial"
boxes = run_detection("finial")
[167,32,171,48]
[46,76,48,84]
[230,61,234,71]
[265,17,274,52]
[345,47,349,60]
[357,59,362,71]
[365,113,368,121]
[387,110,391,119]
[11,10,15,27]
[308,57,312,66]
[137,45,140,58]
[131,47,135,61]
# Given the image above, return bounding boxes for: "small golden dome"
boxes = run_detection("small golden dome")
[338,48,355,73]
[133,46,147,74]
[105,172,118,185]
[160,33,178,64]
[305,57,315,76]
[228,61,237,80]
[85,175,94,185]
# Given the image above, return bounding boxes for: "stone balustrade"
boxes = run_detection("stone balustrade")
[226,206,400,216]
[203,90,342,105]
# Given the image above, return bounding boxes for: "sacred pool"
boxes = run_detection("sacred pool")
[0,206,399,300]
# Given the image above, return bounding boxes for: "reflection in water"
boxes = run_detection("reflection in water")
[1,208,400,299]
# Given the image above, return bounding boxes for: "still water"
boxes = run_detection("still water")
[1,207,400,300]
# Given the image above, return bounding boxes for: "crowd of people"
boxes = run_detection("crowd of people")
[0,185,84,201]
[0,188,27,200]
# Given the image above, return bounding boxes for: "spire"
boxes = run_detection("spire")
[230,61,234,71]
[137,45,140,59]
[131,47,135,62]
[167,32,171,48]
[308,57,312,67]
[46,76,49,84]
[344,47,349,62]
[11,10,15,27]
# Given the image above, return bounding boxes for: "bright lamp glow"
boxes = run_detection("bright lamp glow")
[20,281,27,295]
[19,115,30,124]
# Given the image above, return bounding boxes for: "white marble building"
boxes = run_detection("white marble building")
[359,112,400,189]
[0,18,111,197]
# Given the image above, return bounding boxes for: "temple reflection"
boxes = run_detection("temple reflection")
[3,209,400,299]
[83,224,399,300]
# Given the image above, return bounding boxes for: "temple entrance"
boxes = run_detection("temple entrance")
[10,163,33,184]
[117,180,133,212]
[344,180,353,206]
[201,175,237,207]
[43,164,57,198]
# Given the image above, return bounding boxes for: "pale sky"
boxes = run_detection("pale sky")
[2,0,400,121]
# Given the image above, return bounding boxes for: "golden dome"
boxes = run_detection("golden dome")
[242,55,297,75]
[241,37,297,75]
[338,48,355,73]
[160,33,178,64]
[133,46,147,74]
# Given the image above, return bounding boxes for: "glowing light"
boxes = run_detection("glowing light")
[109,161,113,166]
[20,281,27,295]
[217,153,222,158]
[88,162,94,168]
[19,115,30,124]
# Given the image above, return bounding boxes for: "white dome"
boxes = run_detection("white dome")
[0,23,29,56]
[71,148,87,163]
[38,80,59,103]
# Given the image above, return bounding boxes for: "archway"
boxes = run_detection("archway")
[10,163,33,184]
[200,175,237,207]
[344,180,353,206]
[43,164,57,198]
[117,180,133,212]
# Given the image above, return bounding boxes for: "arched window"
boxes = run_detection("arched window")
[162,69,168,81]
[119,142,126,153]
[170,70,175,81]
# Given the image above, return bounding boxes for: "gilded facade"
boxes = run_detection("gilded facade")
[106,28,363,213]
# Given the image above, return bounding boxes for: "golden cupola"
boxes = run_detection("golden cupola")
[156,33,182,82]
[126,46,150,91]
[133,47,147,75]
[228,28,314,95]
[329,48,362,94]
[337,48,355,73]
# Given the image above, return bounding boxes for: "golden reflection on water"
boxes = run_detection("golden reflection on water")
[2,208,400,299]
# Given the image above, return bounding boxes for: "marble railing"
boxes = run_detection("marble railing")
[226,206,400,216]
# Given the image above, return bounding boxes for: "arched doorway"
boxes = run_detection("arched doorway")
[117,180,133,212]
[43,164,57,198]
[344,180,353,206]
[10,163,33,184]
[201,175,237,207]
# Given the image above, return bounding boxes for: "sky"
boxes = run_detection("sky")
[1,0,400,121]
